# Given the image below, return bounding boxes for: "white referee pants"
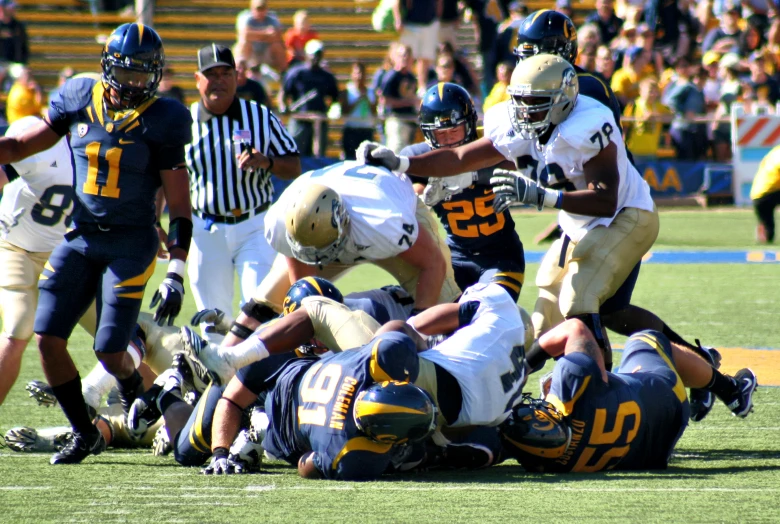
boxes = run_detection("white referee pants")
[188,212,276,339]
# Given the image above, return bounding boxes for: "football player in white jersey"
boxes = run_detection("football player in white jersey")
[220,160,460,347]
[358,54,658,371]
[0,116,80,405]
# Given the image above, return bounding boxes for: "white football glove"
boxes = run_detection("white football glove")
[490,169,562,213]
[0,208,24,235]
[201,451,247,475]
[422,173,475,206]
[356,141,410,172]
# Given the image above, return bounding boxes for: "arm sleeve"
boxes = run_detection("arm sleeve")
[46,86,75,136]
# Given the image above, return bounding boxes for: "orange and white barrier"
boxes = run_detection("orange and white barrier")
[731,104,780,206]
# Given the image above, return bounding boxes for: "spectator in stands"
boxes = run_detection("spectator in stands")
[0,0,28,65]
[555,0,574,19]
[586,0,624,46]
[340,61,377,160]
[611,46,651,108]
[493,0,527,73]
[578,49,598,71]
[665,61,708,160]
[750,144,780,243]
[48,66,74,105]
[595,45,616,83]
[432,41,480,97]
[711,91,737,162]
[281,39,339,157]
[747,51,780,106]
[738,17,766,58]
[623,76,672,157]
[483,60,513,111]
[701,51,722,110]
[6,66,41,123]
[235,0,287,74]
[284,9,318,68]
[371,42,398,105]
[577,24,603,57]
[395,0,442,94]
[378,43,418,152]
[462,0,503,97]
[157,66,186,106]
[439,0,461,47]
[702,6,742,53]
[236,59,270,107]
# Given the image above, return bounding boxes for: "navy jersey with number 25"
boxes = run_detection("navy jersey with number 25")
[262,331,420,481]
[47,77,192,226]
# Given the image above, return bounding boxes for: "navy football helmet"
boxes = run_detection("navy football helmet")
[354,381,437,445]
[420,82,477,149]
[499,397,571,471]
[282,277,344,316]
[514,10,578,64]
[101,23,165,109]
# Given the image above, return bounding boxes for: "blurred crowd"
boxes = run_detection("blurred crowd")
[5,0,780,161]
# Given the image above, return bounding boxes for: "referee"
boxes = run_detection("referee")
[186,44,300,339]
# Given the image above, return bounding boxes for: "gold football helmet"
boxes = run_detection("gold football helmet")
[285,183,350,266]
[507,53,578,140]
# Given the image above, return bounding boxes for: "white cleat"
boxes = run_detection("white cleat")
[5,426,72,453]
[181,328,236,384]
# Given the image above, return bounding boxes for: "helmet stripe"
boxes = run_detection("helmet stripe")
[530,9,550,24]
[355,400,429,418]
[437,81,445,100]
[369,340,393,382]
[331,437,392,471]
[303,276,323,294]
[503,433,568,458]
[136,22,144,45]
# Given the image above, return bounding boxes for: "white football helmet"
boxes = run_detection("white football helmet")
[507,53,579,140]
[285,183,350,266]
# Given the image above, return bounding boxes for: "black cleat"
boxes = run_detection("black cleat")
[118,372,145,417]
[689,346,721,422]
[726,368,758,418]
[50,431,106,465]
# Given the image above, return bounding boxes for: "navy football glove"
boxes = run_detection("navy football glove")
[150,273,185,326]
[201,448,246,475]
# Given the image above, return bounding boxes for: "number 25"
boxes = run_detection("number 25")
[83,141,122,198]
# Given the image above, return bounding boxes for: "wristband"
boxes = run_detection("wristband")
[167,258,186,278]
[229,321,254,340]
[212,446,229,459]
[168,216,193,253]
[543,188,563,209]
[395,156,410,174]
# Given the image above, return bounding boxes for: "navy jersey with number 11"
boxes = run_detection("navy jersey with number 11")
[47,77,192,227]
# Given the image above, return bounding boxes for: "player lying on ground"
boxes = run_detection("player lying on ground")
[499,320,758,472]
[220,160,460,348]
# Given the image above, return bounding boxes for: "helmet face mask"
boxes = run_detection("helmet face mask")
[420,82,477,149]
[507,54,578,140]
[101,23,165,109]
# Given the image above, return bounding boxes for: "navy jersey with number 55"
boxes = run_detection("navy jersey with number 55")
[262,331,420,481]
[543,331,689,472]
[47,77,192,226]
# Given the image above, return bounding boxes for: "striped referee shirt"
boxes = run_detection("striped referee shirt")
[186,97,298,216]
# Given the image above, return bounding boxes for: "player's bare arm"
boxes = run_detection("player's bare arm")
[159,167,191,262]
[534,318,608,382]
[408,303,461,337]
[0,119,61,165]
[211,377,257,451]
[559,142,619,217]
[397,226,447,309]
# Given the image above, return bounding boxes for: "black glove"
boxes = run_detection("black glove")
[201,447,246,475]
[150,273,185,326]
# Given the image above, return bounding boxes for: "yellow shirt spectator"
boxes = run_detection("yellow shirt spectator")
[751,145,780,200]
[483,81,509,112]
[623,78,671,156]
[6,80,43,124]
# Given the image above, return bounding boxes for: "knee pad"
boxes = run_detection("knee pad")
[566,313,613,371]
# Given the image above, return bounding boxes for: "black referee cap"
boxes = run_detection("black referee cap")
[197,44,236,72]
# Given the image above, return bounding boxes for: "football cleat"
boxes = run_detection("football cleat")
[50,431,106,465]
[152,425,172,456]
[726,368,758,418]
[689,345,722,423]
[182,332,236,385]
[229,429,264,471]
[127,384,164,440]
[26,380,57,407]
[173,343,216,393]
[5,426,72,453]
[248,406,270,445]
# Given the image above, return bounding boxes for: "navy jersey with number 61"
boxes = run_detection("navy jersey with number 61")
[47,77,192,227]
[262,331,420,481]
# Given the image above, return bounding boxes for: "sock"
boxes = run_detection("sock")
[82,365,117,410]
[51,375,99,436]
[116,369,144,410]
[224,335,269,369]
[706,369,738,402]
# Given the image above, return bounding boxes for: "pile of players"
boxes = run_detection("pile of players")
[0,13,758,480]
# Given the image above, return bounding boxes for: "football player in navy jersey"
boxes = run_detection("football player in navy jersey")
[500,319,757,472]
[0,23,193,464]
[400,82,525,299]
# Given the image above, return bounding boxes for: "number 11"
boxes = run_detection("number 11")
[83,141,122,198]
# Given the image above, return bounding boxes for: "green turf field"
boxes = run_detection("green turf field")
[0,208,778,523]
